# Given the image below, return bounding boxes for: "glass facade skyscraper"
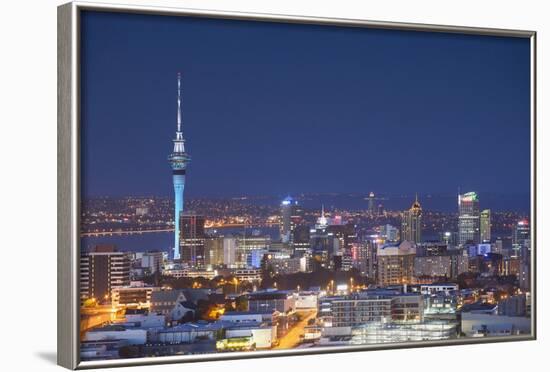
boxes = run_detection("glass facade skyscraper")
[401,195,422,244]
[480,209,491,243]
[458,192,480,245]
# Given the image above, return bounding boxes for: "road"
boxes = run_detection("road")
[274,310,317,350]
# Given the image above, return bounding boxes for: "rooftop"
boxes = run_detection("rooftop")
[248,291,292,300]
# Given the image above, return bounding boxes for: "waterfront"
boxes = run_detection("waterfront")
[81,226,281,253]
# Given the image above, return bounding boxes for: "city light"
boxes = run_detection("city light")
[78,56,531,363]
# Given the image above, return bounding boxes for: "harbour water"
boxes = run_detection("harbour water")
[80,226,280,253]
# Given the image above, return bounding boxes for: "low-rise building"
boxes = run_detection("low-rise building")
[420,283,459,296]
[351,321,457,344]
[460,302,498,315]
[163,268,217,280]
[319,291,423,328]
[424,294,458,316]
[111,282,158,308]
[157,322,223,344]
[233,268,262,282]
[80,340,127,361]
[461,312,531,337]
[498,295,527,317]
[248,291,295,314]
[220,311,277,324]
[150,290,196,322]
[294,292,318,310]
[224,322,277,349]
[83,324,148,345]
[124,311,166,328]
[391,294,424,323]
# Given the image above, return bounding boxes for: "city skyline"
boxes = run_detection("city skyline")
[77,10,533,362]
[81,11,531,200]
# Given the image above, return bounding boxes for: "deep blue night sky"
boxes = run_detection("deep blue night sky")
[80,11,531,201]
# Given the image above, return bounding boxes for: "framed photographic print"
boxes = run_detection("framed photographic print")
[57,1,536,369]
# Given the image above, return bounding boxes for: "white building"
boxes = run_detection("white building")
[225,323,277,349]
[125,313,166,328]
[141,251,163,274]
[294,292,318,310]
[163,268,217,279]
[157,322,223,344]
[220,311,276,324]
[351,321,457,344]
[83,325,147,345]
[420,283,459,295]
[111,282,158,308]
[461,313,531,337]
[223,237,237,267]
[234,268,262,282]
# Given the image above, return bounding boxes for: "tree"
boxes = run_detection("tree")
[235,296,248,311]
[196,299,221,321]
[118,346,138,358]
[178,310,194,324]
[224,300,235,312]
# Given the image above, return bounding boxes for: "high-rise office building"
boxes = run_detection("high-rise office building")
[377,203,385,217]
[168,73,191,260]
[365,239,378,282]
[351,242,369,276]
[223,236,237,267]
[367,191,376,215]
[179,213,206,268]
[480,209,491,243]
[292,224,311,256]
[401,195,422,244]
[440,231,458,248]
[514,219,530,245]
[205,237,224,267]
[379,224,399,243]
[327,223,357,255]
[414,251,469,279]
[280,196,301,243]
[236,233,270,268]
[513,219,530,260]
[416,242,447,256]
[141,251,164,274]
[458,191,480,245]
[80,245,131,303]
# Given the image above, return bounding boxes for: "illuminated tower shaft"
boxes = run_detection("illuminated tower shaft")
[168,73,191,259]
[173,172,185,259]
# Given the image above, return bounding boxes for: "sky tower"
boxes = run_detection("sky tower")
[168,73,191,260]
